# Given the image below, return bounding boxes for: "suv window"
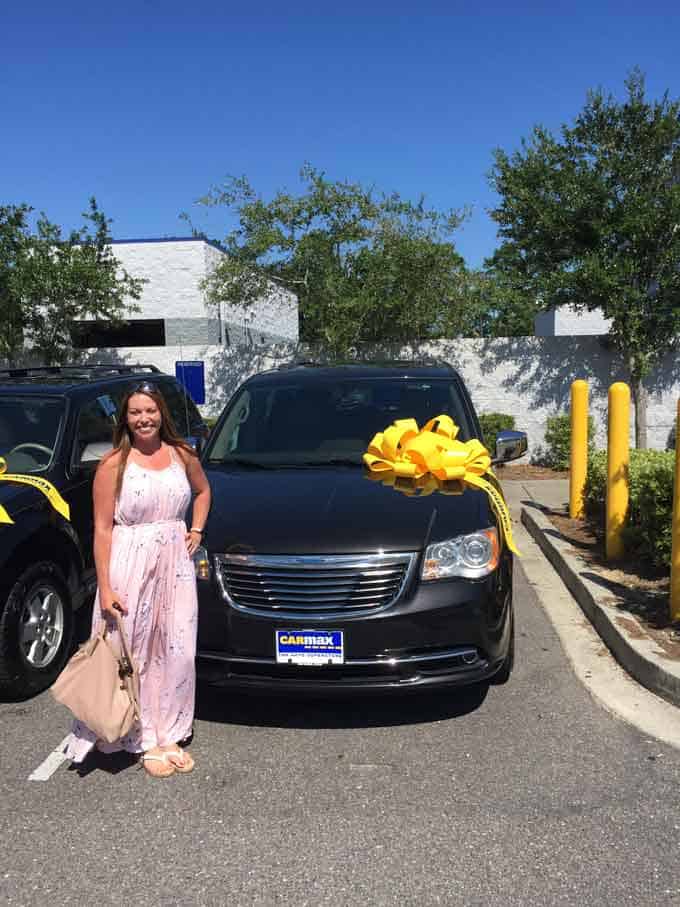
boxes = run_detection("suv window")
[207,378,475,465]
[0,395,65,473]
[74,393,119,465]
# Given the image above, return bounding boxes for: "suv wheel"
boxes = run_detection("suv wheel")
[0,562,74,698]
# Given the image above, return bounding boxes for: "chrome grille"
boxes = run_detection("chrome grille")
[216,553,415,617]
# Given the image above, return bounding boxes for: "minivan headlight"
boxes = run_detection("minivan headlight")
[421,528,499,580]
[193,546,211,581]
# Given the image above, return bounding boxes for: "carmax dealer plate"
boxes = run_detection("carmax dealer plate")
[275,629,344,665]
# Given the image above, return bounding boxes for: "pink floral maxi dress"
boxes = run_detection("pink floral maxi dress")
[64,448,198,762]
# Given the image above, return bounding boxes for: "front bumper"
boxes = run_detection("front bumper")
[196,554,513,694]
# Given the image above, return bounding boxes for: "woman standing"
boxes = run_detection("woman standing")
[64,382,211,778]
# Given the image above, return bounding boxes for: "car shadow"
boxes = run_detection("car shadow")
[194,681,490,729]
[63,688,490,778]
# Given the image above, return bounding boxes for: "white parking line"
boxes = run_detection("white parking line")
[28,736,71,782]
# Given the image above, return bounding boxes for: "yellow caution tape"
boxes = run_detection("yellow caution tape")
[363,415,519,555]
[0,456,71,525]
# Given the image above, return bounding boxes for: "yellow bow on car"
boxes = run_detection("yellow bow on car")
[363,415,519,555]
[0,456,71,525]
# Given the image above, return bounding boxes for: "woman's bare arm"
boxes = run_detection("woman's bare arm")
[92,453,127,615]
[181,450,211,555]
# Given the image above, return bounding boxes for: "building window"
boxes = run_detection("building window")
[71,319,166,348]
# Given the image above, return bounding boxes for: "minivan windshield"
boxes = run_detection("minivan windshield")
[207,378,474,466]
[0,396,65,473]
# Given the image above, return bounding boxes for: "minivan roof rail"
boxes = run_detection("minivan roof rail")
[276,357,454,370]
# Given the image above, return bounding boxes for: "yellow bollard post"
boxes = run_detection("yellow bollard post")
[569,380,589,519]
[606,382,630,561]
[671,400,680,621]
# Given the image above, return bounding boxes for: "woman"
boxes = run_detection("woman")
[64,381,211,778]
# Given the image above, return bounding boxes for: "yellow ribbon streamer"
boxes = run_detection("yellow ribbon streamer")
[363,415,519,555]
[0,456,71,525]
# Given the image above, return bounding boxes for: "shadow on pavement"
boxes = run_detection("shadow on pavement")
[60,688,490,777]
[519,499,550,514]
[194,681,489,729]
[68,749,139,778]
[580,570,672,628]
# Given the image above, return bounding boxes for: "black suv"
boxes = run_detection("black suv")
[0,364,207,698]
[195,362,527,694]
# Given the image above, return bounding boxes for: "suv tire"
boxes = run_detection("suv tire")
[0,562,74,698]
[491,610,514,685]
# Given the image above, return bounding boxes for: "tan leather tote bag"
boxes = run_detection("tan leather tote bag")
[51,612,140,744]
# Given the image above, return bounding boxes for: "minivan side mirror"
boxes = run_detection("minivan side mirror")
[492,430,528,464]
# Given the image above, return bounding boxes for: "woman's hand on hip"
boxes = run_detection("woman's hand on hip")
[186,529,202,557]
[99,590,128,618]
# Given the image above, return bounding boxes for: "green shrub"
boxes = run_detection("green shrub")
[534,413,596,470]
[625,451,675,570]
[584,449,675,570]
[584,450,607,520]
[478,412,516,454]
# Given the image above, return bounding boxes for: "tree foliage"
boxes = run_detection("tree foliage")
[0,204,32,364]
[454,265,537,337]
[0,199,144,365]
[487,70,680,445]
[192,165,475,354]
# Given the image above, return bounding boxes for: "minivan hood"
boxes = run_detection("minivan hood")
[203,466,494,555]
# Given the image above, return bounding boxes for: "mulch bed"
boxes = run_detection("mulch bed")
[540,506,676,660]
[499,462,679,659]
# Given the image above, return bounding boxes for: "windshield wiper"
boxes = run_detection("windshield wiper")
[210,456,363,468]
[209,457,274,469]
[294,457,363,467]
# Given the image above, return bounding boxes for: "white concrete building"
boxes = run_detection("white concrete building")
[73,237,298,351]
[534,305,612,336]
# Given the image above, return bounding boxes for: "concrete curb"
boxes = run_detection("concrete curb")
[521,503,680,708]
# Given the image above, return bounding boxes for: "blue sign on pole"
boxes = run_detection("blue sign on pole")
[175,360,205,405]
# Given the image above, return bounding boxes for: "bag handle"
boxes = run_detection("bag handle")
[113,611,135,676]
[97,609,135,676]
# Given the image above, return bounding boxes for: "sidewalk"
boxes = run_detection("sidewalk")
[502,478,680,708]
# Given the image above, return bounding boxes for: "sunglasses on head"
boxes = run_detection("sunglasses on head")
[131,381,159,395]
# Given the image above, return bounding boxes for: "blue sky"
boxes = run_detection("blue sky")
[3,1,680,268]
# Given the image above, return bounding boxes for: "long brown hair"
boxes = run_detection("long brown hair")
[106,382,197,497]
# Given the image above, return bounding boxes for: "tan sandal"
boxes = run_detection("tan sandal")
[164,745,195,774]
[141,751,176,778]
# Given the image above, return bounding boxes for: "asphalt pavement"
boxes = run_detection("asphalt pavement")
[2,493,680,906]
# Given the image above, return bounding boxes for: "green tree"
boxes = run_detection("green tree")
[190,165,474,355]
[488,70,680,447]
[456,264,537,337]
[0,199,144,366]
[0,205,33,364]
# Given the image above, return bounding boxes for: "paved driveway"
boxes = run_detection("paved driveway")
[2,551,680,906]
